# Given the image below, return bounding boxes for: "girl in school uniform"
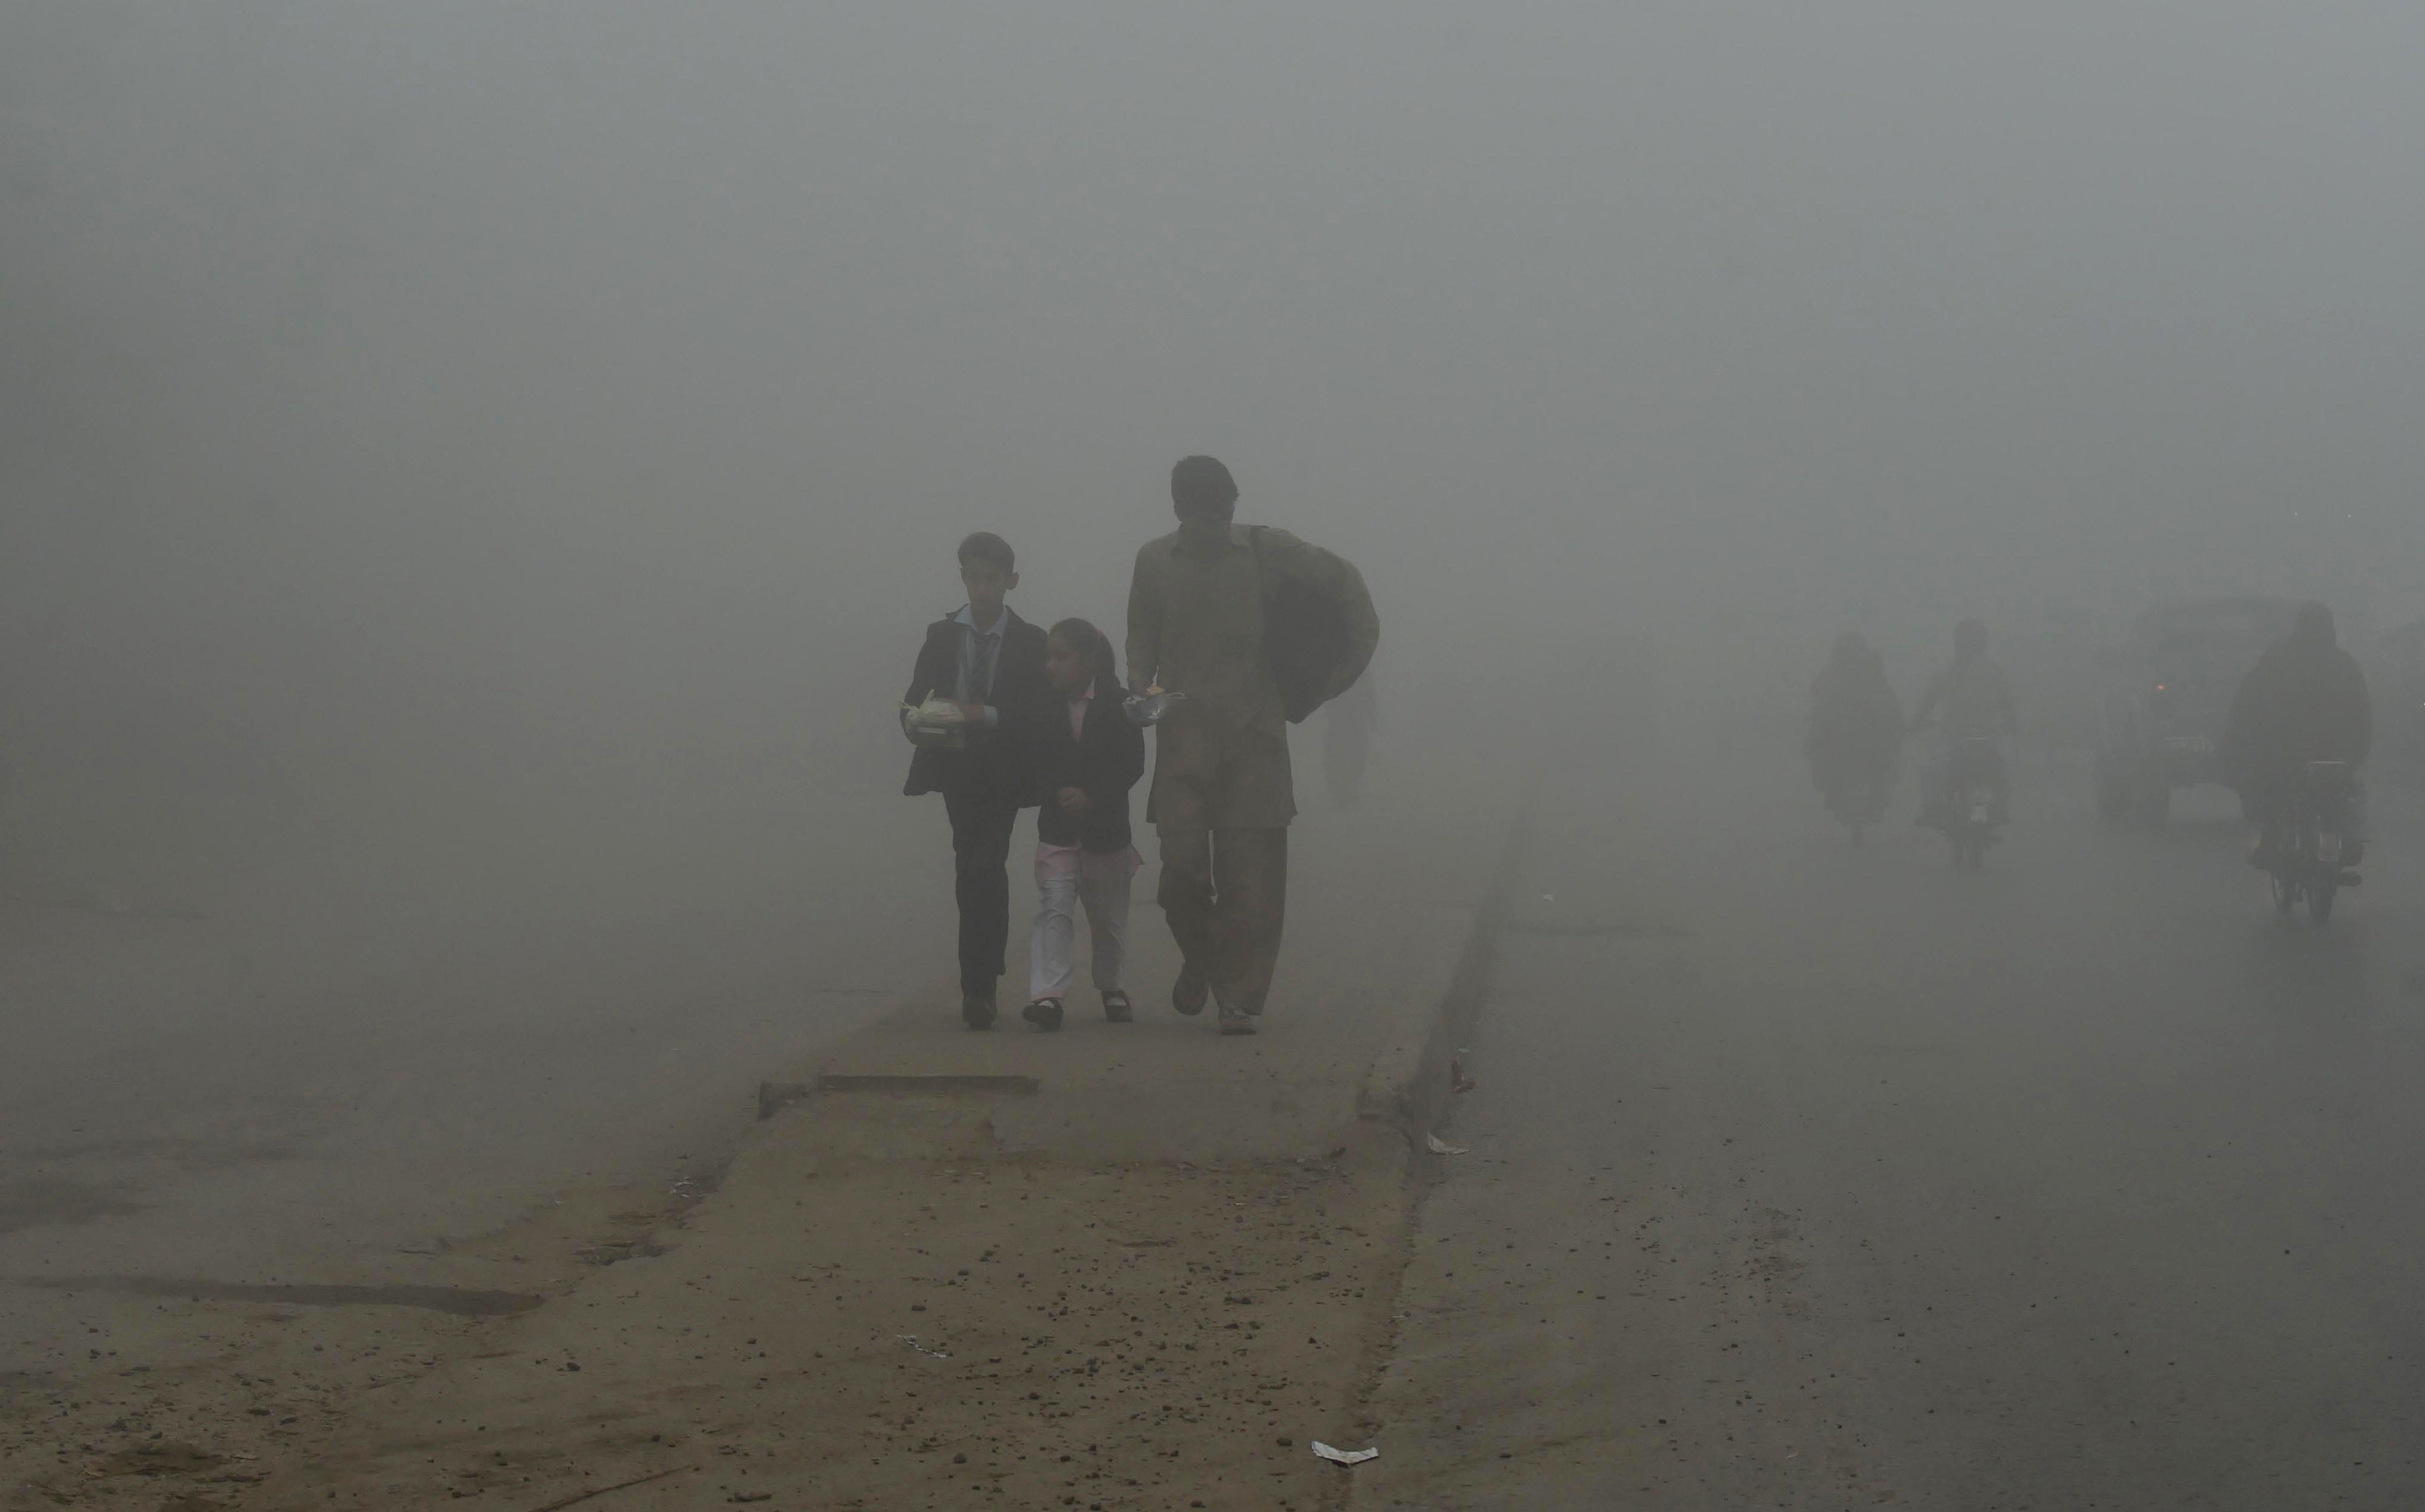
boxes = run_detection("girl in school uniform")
[1019,618,1147,1031]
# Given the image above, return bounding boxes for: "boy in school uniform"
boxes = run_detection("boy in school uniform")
[901,532,1049,1029]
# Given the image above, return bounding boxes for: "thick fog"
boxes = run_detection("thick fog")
[5,1,2424,904]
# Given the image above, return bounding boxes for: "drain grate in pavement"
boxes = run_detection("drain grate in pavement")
[758,1075,1042,1119]
[816,1074,1042,1094]
[14,1276,544,1316]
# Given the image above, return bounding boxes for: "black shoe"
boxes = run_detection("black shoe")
[1021,997,1064,1032]
[961,994,997,1031]
[1171,966,1208,1016]
[1101,990,1133,1024]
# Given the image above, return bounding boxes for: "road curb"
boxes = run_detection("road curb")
[1353,803,1531,1148]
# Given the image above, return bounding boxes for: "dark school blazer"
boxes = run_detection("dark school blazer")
[1027,675,1146,853]
[900,607,1049,804]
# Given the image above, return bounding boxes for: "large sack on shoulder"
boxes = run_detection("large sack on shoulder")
[1252,529,1379,724]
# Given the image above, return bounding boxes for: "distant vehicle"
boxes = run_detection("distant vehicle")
[2095,597,2300,826]
[2260,760,2362,925]
[1929,736,2005,869]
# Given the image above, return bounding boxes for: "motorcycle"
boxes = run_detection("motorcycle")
[2261,760,2363,925]
[1927,736,2006,870]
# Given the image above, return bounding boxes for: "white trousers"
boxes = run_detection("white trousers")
[1027,845,1137,1002]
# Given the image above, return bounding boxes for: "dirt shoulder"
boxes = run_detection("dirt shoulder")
[0,1105,1416,1512]
[3,761,1511,1512]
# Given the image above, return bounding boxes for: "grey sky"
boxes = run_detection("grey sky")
[4,1,2422,793]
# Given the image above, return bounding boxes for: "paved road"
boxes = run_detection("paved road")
[1364,743,2425,1510]
[0,785,934,1359]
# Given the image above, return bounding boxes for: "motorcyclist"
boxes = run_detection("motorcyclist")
[1804,631,1904,815]
[2221,601,2372,867]
[1910,617,2017,823]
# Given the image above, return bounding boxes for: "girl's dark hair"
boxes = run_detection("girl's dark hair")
[1048,617,1122,696]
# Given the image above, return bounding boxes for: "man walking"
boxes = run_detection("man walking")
[1125,456,1378,1035]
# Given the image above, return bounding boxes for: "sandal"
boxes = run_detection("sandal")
[1101,990,1133,1024]
[1020,998,1065,1032]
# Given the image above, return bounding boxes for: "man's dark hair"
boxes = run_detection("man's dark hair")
[1170,455,1238,518]
[957,531,1015,574]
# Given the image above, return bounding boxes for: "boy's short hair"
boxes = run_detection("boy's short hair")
[957,531,1016,575]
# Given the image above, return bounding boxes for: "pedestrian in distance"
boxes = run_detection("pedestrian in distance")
[1126,455,1379,1035]
[1017,618,1147,1032]
[899,532,1049,1031]
[1910,617,2018,825]
[1805,630,1904,833]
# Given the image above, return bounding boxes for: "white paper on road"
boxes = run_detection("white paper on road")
[1425,1133,1469,1155]
[1313,1442,1379,1465]
[897,1334,950,1359]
